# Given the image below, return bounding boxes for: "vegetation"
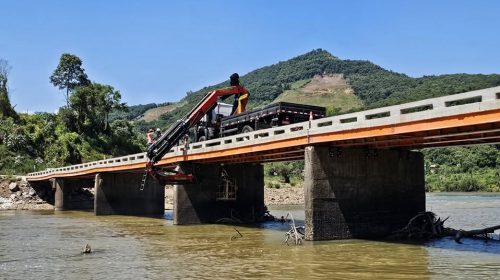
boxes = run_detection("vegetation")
[109,103,157,122]
[273,76,364,115]
[0,55,144,174]
[0,50,498,192]
[154,49,500,127]
[424,146,500,192]
[50,53,90,107]
[264,161,304,185]
[0,59,17,120]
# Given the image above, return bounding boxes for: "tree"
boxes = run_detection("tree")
[0,59,17,119]
[50,53,90,107]
[265,161,303,184]
[0,59,10,89]
[69,83,126,134]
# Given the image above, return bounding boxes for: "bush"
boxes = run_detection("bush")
[425,169,499,192]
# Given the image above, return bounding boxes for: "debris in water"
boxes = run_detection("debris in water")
[390,211,500,243]
[230,228,243,241]
[283,213,304,246]
[83,243,92,254]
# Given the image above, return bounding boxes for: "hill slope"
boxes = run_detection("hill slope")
[142,49,500,127]
[273,74,363,115]
[128,49,499,192]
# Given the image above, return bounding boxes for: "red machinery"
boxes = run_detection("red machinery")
[141,85,249,187]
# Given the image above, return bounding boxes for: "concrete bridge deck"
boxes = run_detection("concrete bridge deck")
[28,86,500,181]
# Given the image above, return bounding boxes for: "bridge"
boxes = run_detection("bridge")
[27,86,500,240]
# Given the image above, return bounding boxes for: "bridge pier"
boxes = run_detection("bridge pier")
[53,178,94,211]
[94,173,165,215]
[173,163,265,224]
[304,146,425,241]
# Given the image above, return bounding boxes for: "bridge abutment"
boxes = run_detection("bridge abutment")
[94,173,165,215]
[173,163,265,225]
[304,146,425,241]
[53,178,94,211]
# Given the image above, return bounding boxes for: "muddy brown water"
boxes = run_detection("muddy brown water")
[1,193,499,279]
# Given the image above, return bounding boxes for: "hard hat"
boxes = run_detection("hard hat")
[156,128,161,132]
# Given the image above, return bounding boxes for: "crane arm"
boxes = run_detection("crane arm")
[146,85,248,164]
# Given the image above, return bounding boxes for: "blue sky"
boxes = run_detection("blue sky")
[1,0,499,113]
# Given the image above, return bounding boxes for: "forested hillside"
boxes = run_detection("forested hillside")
[151,49,499,127]
[0,55,145,174]
[127,49,499,192]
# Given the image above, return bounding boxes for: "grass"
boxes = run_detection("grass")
[139,102,185,122]
[273,76,364,114]
[264,175,303,189]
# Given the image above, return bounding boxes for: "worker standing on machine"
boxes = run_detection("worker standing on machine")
[220,73,249,115]
[146,128,154,147]
[155,128,162,140]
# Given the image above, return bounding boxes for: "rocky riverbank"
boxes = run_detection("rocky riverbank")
[0,177,54,210]
[264,185,304,205]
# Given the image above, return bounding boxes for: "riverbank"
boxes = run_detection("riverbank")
[0,177,54,210]
[0,177,94,210]
[163,185,304,209]
[1,177,304,210]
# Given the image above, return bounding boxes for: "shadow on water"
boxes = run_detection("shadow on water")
[164,210,173,220]
[425,236,500,255]
[163,209,299,232]
[167,203,500,257]
[366,236,500,257]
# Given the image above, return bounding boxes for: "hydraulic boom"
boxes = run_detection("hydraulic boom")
[143,85,249,186]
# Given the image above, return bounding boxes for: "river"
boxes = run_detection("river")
[1,193,499,279]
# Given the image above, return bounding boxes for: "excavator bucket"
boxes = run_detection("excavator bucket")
[140,162,194,190]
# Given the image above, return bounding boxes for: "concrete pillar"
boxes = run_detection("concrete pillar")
[94,173,165,216]
[173,163,265,225]
[304,146,425,241]
[52,178,94,210]
[53,178,67,211]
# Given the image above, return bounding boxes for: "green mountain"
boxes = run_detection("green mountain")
[128,49,499,192]
[140,49,499,128]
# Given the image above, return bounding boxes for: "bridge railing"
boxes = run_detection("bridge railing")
[27,86,500,179]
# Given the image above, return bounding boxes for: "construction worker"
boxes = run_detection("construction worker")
[155,128,162,140]
[146,128,154,147]
[229,73,249,115]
